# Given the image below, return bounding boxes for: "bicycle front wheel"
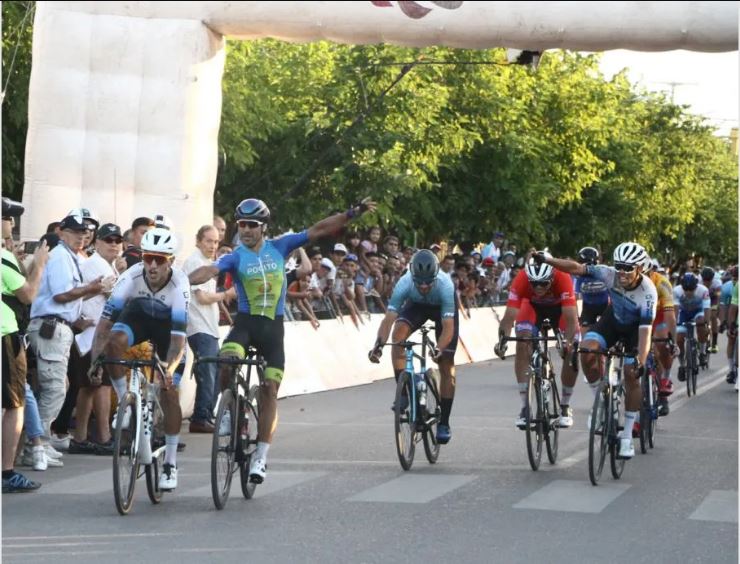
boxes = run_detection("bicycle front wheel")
[639,376,650,455]
[394,371,416,471]
[686,341,695,397]
[525,373,543,471]
[422,369,441,464]
[113,392,139,515]
[588,382,608,486]
[211,388,238,510]
[240,384,260,499]
[545,376,560,465]
[648,375,658,449]
[145,405,165,504]
[610,387,626,479]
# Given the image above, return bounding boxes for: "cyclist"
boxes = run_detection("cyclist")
[532,242,657,459]
[700,267,722,353]
[494,260,580,429]
[574,247,609,332]
[91,228,189,491]
[674,272,711,381]
[643,257,678,416]
[368,250,458,444]
[188,197,376,484]
[719,266,738,383]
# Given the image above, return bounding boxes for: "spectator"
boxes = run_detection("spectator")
[46,222,62,235]
[330,243,348,267]
[287,270,321,329]
[346,230,362,257]
[361,226,381,254]
[481,231,505,263]
[333,259,363,328]
[355,251,385,314]
[440,254,455,274]
[121,216,155,268]
[383,235,400,258]
[430,243,443,261]
[213,215,227,245]
[402,246,416,265]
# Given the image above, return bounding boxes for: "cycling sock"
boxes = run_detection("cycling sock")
[440,397,453,426]
[729,357,735,371]
[561,386,574,406]
[255,441,270,460]
[518,382,529,408]
[164,435,179,466]
[111,378,127,401]
[589,380,600,398]
[622,411,637,439]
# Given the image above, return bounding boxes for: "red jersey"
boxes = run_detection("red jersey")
[507,269,576,308]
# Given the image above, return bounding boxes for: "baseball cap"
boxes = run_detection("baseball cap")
[97,223,122,239]
[344,253,359,263]
[482,257,496,267]
[430,243,442,251]
[333,243,348,254]
[320,258,335,270]
[59,211,88,231]
[471,250,482,257]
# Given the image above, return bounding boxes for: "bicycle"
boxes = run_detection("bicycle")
[499,319,563,471]
[193,350,264,510]
[380,325,442,471]
[101,356,168,516]
[680,321,703,397]
[577,340,630,486]
[639,337,671,454]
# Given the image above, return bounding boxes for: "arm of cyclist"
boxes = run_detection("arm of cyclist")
[494,306,517,359]
[636,325,653,368]
[306,198,377,241]
[433,317,455,361]
[161,334,187,387]
[561,304,580,357]
[188,264,219,285]
[533,251,586,277]
[369,310,398,363]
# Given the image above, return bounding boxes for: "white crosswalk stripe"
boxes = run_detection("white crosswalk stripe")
[513,479,631,513]
[689,490,738,523]
[347,474,476,504]
[180,470,326,497]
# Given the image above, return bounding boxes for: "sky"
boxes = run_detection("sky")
[595,49,738,138]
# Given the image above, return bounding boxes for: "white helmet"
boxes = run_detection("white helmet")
[613,242,647,267]
[153,213,172,230]
[141,227,177,255]
[525,259,553,283]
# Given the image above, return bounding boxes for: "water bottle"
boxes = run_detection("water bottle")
[138,400,153,464]
[608,362,619,386]
[416,374,427,408]
[239,403,249,447]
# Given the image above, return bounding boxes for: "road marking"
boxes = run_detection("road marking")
[513,479,631,513]
[348,474,476,503]
[689,490,738,523]
[180,470,325,498]
[3,533,179,541]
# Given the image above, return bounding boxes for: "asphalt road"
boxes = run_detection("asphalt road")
[3,344,737,564]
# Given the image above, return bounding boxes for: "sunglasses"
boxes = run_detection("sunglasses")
[614,263,636,273]
[531,280,551,288]
[142,253,171,266]
[237,220,263,230]
[102,237,122,244]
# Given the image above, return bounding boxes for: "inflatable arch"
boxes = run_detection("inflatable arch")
[21,1,738,251]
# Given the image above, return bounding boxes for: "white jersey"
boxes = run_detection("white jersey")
[585,265,657,327]
[673,284,711,313]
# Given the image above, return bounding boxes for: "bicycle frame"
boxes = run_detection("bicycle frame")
[399,326,433,425]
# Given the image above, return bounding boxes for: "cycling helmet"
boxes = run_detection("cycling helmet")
[525,259,554,283]
[577,246,599,265]
[235,198,270,223]
[410,249,439,285]
[153,213,172,230]
[680,272,699,291]
[613,242,647,267]
[2,197,24,218]
[141,227,177,255]
[700,266,715,281]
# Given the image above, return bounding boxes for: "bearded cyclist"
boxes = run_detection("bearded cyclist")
[188,197,376,484]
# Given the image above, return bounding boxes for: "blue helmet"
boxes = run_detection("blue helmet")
[235,198,270,222]
[410,249,439,285]
[681,272,699,291]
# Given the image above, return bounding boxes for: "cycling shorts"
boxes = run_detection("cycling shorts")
[397,296,459,359]
[677,310,705,332]
[515,301,565,335]
[583,306,640,365]
[220,313,285,383]
[579,302,608,328]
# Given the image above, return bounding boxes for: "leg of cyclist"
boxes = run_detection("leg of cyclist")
[696,313,709,362]
[159,366,184,490]
[653,314,676,415]
[621,359,641,457]
[433,302,459,444]
[105,330,130,406]
[727,330,738,383]
[390,320,414,411]
[709,305,719,353]
[556,305,580,428]
[511,301,537,429]
[676,319,687,382]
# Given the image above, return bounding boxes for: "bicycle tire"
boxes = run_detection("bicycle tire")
[240,384,260,499]
[422,370,441,464]
[692,352,699,395]
[525,372,543,471]
[211,388,238,510]
[610,386,626,479]
[639,375,650,454]
[145,406,165,504]
[588,382,608,486]
[545,374,560,464]
[648,373,658,449]
[686,339,695,397]
[113,392,139,515]
[394,371,416,471]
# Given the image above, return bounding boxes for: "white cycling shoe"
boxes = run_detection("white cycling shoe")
[112,406,131,430]
[618,438,635,459]
[158,463,177,490]
[218,411,232,436]
[249,457,266,484]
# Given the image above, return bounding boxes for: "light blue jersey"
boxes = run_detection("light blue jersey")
[388,271,456,318]
[585,265,657,326]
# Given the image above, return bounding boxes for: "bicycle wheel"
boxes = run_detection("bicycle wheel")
[588,382,608,486]
[525,373,543,471]
[113,392,139,515]
[610,387,626,479]
[686,340,695,397]
[422,370,441,464]
[394,371,416,471]
[145,406,165,504]
[691,352,699,395]
[240,384,260,499]
[211,388,238,510]
[545,375,560,465]
[639,375,650,454]
[648,373,658,449]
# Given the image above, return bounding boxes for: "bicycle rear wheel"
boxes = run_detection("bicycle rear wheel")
[113,392,139,515]
[211,388,238,510]
[145,407,165,504]
[639,375,650,454]
[394,371,416,471]
[691,353,699,395]
[588,382,608,486]
[648,375,658,449]
[525,373,543,471]
[422,369,441,464]
[610,387,626,479]
[545,376,560,464]
[240,384,260,499]
[686,341,695,397]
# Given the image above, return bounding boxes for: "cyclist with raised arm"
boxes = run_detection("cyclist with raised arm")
[369,250,458,444]
[188,197,376,484]
[493,260,580,429]
[700,267,722,354]
[90,228,189,491]
[532,242,657,459]
[673,272,711,380]
[642,257,678,416]
[574,247,609,332]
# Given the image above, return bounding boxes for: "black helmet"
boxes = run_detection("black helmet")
[2,197,24,218]
[578,246,599,265]
[235,198,270,223]
[410,249,439,285]
[700,266,715,281]
[681,272,699,291]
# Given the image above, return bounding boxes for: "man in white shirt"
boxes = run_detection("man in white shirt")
[68,223,123,454]
[183,226,233,433]
[481,231,505,263]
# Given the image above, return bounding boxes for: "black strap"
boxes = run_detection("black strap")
[2,256,23,275]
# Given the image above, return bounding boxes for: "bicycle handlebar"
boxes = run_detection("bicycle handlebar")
[194,356,264,367]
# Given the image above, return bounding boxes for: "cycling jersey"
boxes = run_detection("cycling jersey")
[721,280,735,306]
[388,270,456,318]
[648,271,674,311]
[507,269,576,308]
[673,284,711,313]
[732,283,739,306]
[216,231,309,320]
[702,276,722,306]
[584,265,657,327]
[575,274,609,305]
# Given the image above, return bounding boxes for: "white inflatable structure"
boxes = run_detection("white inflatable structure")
[21,1,739,248]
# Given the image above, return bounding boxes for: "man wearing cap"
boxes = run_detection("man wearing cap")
[331,243,348,267]
[482,231,505,264]
[2,198,49,492]
[26,211,112,450]
[122,216,155,269]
